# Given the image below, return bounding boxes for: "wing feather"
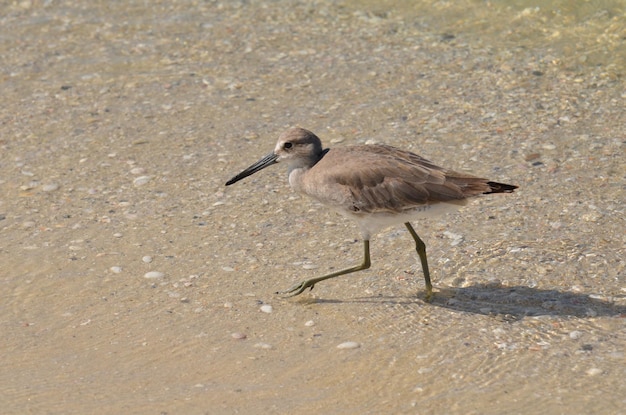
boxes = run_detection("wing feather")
[301,144,493,214]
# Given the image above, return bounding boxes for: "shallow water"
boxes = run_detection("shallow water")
[1,1,624,414]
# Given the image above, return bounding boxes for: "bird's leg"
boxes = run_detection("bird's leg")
[404,222,433,300]
[278,240,371,297]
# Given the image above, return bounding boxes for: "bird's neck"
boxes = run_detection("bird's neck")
[288,165,308,191]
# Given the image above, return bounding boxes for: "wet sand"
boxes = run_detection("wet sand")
[1,1,624,414]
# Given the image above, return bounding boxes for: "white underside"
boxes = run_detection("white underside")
[339,202,465,240]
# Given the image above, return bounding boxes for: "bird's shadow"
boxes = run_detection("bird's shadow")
[308,284,626,320]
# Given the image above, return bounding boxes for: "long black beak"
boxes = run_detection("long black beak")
[225,152,279,186]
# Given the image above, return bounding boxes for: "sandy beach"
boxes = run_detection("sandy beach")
[1,1,624,413]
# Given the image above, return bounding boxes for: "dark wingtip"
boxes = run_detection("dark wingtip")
[485,181,518,194]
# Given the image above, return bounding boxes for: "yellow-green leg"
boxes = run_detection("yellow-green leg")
[279,240,371,297]
[404,222,433,299]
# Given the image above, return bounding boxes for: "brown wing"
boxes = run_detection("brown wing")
[302,144,498,214]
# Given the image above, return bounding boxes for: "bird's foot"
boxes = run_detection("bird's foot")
[276,279,316,297]
[423,286,434,303]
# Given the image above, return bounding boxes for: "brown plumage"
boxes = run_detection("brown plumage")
[296,142,514,215]
[225,127,517,297]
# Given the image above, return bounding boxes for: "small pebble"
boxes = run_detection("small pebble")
[569,330,583,340]
[336,341,360,349]
[130,167,146,175]
[586,368,602,376]
[110,266,122,274]
[254,342,273,349]
[42,183,59,192]
[443,231,463,246]
[221,266,235,272]
[550,221,562,229]
[142,255,153,263]
[231,332,247,340]
[260,304,273,313]
[304,320,315,327]
[113,233,123,238]
[582,212,602,222]
[223,302,233,308]
[144,271,165,279]
[133,176,151,186]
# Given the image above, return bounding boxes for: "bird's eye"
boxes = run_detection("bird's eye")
[284,142,293,149]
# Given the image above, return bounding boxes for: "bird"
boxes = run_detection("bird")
[225,127,517,298]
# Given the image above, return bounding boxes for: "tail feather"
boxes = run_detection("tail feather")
[484,181,517,194]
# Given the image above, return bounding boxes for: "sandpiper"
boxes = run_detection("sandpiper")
[225,127,517,298]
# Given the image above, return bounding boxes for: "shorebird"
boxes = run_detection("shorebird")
[225,127,517,298]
